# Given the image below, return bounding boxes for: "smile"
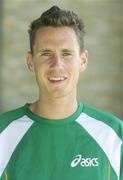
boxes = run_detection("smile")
[48,76,67,81]
[48,76,67,84]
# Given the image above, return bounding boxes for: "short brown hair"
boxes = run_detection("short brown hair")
[28,6,85,54]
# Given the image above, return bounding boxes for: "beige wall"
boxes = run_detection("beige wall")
[1,0,123,119]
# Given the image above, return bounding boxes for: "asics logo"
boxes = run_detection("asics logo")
[71,154,98,167]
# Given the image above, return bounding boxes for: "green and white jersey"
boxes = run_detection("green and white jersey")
[0,103,123,180]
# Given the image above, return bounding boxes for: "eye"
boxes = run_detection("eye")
[63,52,72,56]
[41,52,51,56]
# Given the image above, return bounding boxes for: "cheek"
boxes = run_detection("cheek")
[33,61,45,74]
[69,64,80,80]
[33,64,44,83]
[71,60,81,72]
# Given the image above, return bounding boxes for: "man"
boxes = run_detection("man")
[0,6,122,180]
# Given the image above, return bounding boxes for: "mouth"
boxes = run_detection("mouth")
[48,76,67,83]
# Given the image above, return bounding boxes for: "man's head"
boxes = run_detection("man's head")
[27,6,88,100]
[28,6,85,55]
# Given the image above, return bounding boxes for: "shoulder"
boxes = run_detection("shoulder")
[82,103,123,140]
[0,105,26,133]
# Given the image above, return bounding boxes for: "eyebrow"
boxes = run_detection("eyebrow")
[37,49,74,53]
[62,49,74,53]
[37,49,53,53]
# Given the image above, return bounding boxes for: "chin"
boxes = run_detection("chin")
[48,89,74,99]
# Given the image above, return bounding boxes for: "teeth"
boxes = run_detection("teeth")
[49,77,66,81]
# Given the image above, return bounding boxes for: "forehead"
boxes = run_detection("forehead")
[34,26,80,51]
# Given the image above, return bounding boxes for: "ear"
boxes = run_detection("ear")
[26,52,35,72]
[80,49,88,72]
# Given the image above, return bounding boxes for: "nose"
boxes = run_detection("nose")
[50,54,63,68]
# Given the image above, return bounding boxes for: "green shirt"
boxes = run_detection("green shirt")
[0,103,123,180]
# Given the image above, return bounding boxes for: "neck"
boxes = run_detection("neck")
[30,93,78,120]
